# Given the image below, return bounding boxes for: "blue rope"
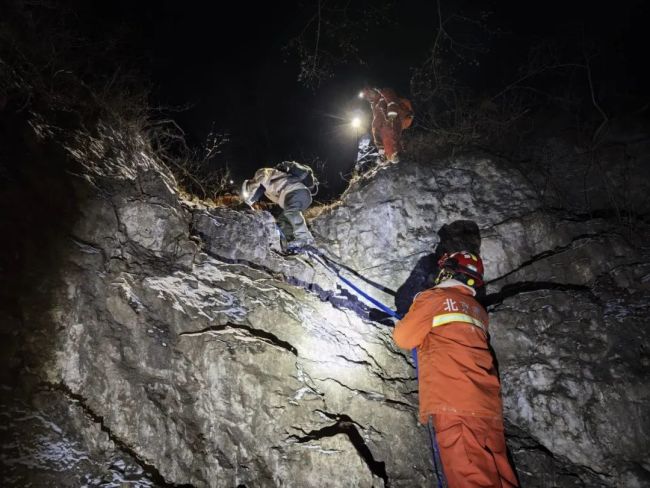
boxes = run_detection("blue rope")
[308,251,399,318]
[427,418,446,488]
[306,250,447,484]
[308,251,419,374]
[337,272,400,318]
[338,272,419,374]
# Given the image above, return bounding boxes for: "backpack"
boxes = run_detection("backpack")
[275,161,318,191]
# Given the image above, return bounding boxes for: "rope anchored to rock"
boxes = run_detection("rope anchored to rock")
[304,249,419,373]
[304,248,445,488]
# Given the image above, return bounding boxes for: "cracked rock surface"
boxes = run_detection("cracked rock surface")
[1,110,432,487]
[2,107,650,487]
[311,156,650,487]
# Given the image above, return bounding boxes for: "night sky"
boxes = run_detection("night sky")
[57,0,649,198]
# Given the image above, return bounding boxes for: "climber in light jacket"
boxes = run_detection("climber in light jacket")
[241,163,316,251]
[359,87,413,164]
[393,251,519,488]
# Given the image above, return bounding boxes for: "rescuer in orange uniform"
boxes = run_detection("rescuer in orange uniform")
[359,87,413,163]
[393,252,519,488]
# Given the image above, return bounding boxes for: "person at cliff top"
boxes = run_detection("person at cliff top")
[393,251,519,488]
[359,87,413,164]
[241,161,317,253]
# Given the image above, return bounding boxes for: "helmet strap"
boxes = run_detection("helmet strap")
[435,268,481,290]
[454,271,474,287]
[434,268,454,285]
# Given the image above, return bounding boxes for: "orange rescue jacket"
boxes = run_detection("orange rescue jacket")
[393,282,503,423]
[366,88,414,130]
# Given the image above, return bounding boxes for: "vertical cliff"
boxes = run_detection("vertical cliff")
[2,49,650,488]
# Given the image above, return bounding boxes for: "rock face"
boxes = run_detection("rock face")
[0,110,432,487]
[2,108,650,487]
[312,157,650,487]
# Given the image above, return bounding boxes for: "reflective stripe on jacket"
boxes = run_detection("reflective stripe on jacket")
[371,88,413,128]
[393,283,503,422]
[245,168,308,208]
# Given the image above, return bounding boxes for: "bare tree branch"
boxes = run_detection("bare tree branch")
[584,53,609,144]
[489,63,585,102]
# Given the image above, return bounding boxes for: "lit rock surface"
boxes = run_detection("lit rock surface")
[491,284,650,487]
[1,110,431,487]
[2,109,650,488]
[191,207,339,297]
[311,157,650,487]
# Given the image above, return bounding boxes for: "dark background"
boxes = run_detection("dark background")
[37,0,650,198]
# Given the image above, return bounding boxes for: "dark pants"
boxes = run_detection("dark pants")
[277,189,313,244]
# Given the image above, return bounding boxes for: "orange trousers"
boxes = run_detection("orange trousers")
[372,120,402,161]
[429,415,519,488]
